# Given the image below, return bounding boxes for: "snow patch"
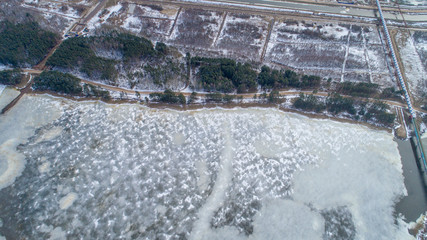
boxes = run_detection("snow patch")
[59,192,77,210]
[38,161,50,174]
[48,227,66,240]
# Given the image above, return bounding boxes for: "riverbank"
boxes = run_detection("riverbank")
[17,89,394,133]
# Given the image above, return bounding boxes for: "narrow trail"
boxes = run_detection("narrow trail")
[260,17,275,62]
[361,26,373,83]
[168,7,182,37]
[212,11,228,47]
[341,25,352,82]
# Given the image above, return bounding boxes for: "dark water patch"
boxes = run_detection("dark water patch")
[321,206,356,240]
[395,139,427,222]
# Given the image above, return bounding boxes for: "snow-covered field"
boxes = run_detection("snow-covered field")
[83,2,398,87]
[170,8,223,48]
[0,93,413,239]
[266,19,394,85]
[215,13,271,60]
[21,0,83,19]
[87,3,178,40]
[390,0,427,6]
[396,30,427,103]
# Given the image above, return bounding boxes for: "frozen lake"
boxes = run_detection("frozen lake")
[0,92,415,239]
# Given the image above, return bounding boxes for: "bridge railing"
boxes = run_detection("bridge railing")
[376,0,426,171]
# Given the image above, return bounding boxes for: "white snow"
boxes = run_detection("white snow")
[123,15,142,32]
[21,1,80,19]
[59,192,78,210]
[321,24,350,39]
[48,227,66,240]
[135,5,178,19]
[0,85,5,97]
[86,3,123,31]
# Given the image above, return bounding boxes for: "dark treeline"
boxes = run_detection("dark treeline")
[205,92,245,103]
[191,57,257,93]
[293,93,395,126]
[149,89,186,104]
[47,32,162,81]
[34,71,82,94]
[293,93,325,112]
[361,101,395,125]
[326,93,356,115]
[191,58,322,93]
[337,82,379,97]
[335,82,404,100]
[90,31,156,62]
[82,84,111,100]
[0,69,23,85]
[258,66,321,89]
[47,32,391,103]
[380,87,403,100]
[0,21,59,67]
[47,37,117,81]
[33,70,110,99]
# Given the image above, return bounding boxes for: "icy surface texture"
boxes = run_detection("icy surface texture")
[7,101,223,239]
[0,95,412,239]
[0,94,62,191]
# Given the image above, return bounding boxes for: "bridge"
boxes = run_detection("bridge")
[375,0,427,181]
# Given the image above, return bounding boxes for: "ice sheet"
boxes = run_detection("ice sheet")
[0,94,412,239]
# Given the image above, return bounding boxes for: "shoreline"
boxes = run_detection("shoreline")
[22,89,392,133]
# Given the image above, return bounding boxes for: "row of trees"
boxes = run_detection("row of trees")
[293,93,325,112]
[205,92,246,103]
[0,69,22,85]
[149,89,186,104]
[0,21,59,67]
[192,57,258,93]
[90,31,157,62]
[82,84,111,100]
[34,71,82,94]
[337,82,379,98]
[47,32,168,82]
[192,58,323,93]
[148,90,283,104]
[47,37,117,81]
[33,70,110,99]
[258,66,320,89]
[293,93,395,126]
[193,58,395,103]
